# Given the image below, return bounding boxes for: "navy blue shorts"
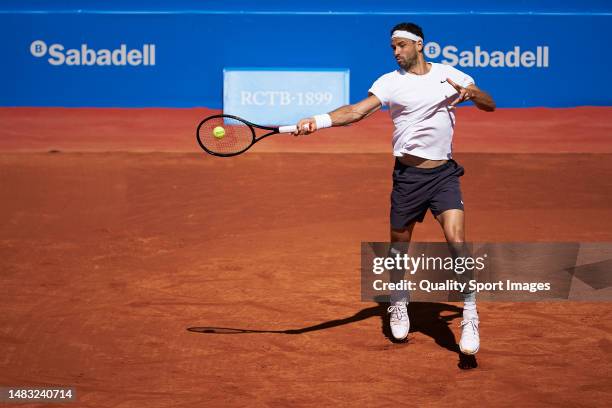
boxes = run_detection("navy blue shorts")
[390,159,465,229]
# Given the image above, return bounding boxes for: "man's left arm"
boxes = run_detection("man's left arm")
[447,78,496,112]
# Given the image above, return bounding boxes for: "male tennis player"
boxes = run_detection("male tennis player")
[294,23,495,355]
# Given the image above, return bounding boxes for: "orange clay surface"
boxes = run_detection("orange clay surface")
[1,107,611,407]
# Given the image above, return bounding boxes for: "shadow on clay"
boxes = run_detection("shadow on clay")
[187,301,477,370]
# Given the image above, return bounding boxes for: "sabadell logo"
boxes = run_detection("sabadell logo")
[30,40,156,66]
[424,42,549,68]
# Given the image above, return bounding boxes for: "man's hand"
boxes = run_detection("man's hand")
[446,78,496,112]
[446,78,472,108]
[293,118,316,136]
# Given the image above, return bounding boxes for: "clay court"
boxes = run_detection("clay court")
[1,107,611,406]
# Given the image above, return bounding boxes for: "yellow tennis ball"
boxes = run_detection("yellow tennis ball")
[213,126,225,139]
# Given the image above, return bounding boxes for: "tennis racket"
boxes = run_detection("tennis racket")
[196,114,306,157]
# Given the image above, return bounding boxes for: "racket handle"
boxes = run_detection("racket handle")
[278,125,297,133]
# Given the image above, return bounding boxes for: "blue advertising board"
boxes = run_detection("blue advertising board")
[0,1,610,108]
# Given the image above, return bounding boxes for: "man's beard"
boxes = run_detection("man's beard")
[397,55,417,71]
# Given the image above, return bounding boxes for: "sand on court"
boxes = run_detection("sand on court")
[1,107,611,407]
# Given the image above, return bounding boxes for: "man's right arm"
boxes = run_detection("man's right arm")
[294,94,382,135]
[328,94,383,125]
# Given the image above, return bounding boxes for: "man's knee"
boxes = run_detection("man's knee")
[390,224,414,242]
[445,226,465,244]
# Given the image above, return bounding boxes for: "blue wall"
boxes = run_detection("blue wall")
[1,1,611,108]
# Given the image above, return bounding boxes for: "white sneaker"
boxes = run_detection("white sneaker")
[459,318,480,355]
[387,302,409,340]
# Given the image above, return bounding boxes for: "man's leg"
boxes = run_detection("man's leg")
[389,223,415,302]
[386,223,415,341]
[436,209,480,354]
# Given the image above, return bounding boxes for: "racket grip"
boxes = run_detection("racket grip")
[278,125,298,133]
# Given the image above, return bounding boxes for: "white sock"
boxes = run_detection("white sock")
[463,301,478,320]
[390,293,408,305]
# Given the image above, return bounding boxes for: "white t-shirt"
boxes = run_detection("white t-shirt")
[368,62,474,160]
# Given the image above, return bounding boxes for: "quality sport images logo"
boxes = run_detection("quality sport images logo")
[29,40,156,67]
[424,42,550,68]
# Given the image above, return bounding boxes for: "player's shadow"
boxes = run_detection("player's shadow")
[187,301,477,370]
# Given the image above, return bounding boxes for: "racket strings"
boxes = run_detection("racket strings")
[199,118,254,155]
